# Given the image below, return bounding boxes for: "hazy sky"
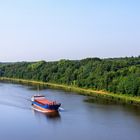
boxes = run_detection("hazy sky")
[0,0,140,62]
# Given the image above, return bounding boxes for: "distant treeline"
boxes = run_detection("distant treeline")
[0,57,140,96]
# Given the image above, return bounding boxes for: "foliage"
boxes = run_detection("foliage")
[0,57,140,96]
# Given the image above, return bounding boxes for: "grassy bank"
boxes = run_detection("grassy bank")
[0,77,140,106]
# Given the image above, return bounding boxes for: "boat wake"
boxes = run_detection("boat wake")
[59,107,65,112]
[0,100,31,110]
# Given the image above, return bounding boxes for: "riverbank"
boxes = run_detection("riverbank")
[0,77,140,106]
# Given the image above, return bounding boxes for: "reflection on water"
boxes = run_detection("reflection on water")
[27,85,48,91]
[85,97,140,117]
[84,96,140,107]
[84,96,120,105]
[32,108,61,122]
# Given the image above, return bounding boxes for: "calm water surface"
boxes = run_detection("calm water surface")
[0,82,140,140]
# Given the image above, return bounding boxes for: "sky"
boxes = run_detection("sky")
[0,0,140,62]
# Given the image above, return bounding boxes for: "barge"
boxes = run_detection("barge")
[31,95,61,113]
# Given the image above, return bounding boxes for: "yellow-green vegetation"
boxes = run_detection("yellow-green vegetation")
[1,77,140,106]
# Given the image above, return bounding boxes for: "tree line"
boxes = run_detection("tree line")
[0,56,140,96]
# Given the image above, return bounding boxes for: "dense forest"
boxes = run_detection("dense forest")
[0,57,140,96]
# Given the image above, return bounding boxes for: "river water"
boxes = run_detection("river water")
[0,82,140,140]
